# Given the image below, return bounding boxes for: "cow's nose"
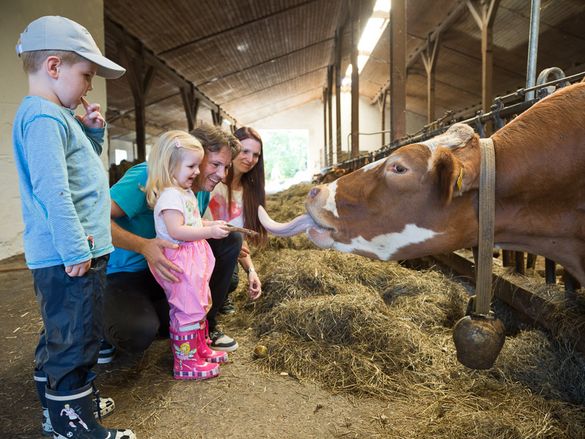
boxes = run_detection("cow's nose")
[309,187,320,199]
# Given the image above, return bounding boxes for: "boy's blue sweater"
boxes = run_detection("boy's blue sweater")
[12,96,113,269]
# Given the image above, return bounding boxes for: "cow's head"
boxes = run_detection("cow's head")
[259,124,483,261]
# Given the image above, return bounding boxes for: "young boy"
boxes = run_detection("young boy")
[12,16,135,439]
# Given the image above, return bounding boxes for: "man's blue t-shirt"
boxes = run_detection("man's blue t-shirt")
[107,162,210,274]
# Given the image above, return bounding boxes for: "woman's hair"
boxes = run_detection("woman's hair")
[226,126,267,246]
[145,130,203,208]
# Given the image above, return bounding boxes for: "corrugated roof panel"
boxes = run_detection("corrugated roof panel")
[104,0,585,141]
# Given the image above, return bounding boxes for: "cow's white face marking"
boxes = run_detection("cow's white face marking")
[324,180,339,218]
[362,157,386,172]
[420,123,474,152]
[426,155,435,172]
[332,224,439,260]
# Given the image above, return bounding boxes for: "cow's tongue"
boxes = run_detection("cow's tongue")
[258,206,317,237]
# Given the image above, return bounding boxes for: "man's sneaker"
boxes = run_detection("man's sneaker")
[98,340,116,364]
[220,297,236,315]
[209,330,239,352]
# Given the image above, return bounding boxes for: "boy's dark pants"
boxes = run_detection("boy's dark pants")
[32,256,108,391]
[103,232,242,352]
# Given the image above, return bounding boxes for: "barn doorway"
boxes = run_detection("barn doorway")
[259,129,310,194]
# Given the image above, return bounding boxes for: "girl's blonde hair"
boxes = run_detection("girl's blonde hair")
[145,130,203,208]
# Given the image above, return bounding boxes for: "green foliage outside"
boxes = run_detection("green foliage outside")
[260,129,308,183]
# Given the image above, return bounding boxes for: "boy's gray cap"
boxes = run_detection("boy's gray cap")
[16,16,125,79]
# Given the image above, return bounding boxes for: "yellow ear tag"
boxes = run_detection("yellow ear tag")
[456,168,464,191]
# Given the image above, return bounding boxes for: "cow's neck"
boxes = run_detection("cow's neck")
[489,94,585,284]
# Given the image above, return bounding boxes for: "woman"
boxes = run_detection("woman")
[204,127,267,310]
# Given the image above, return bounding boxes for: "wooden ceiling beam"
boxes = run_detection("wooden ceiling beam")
[218,65,329,105]
[106,16,236,125]
[197,37,334,87]
[235,86,322,121]
[372,0,468,104]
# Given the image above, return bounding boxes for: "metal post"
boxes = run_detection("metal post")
[525,0,541,101]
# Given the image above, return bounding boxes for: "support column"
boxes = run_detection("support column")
[350,0,360,157]
[118,46,155,162]
[467,0,501,133]
[323,87,328,166]
[334,29,343,162]
[421,33,440,124]
[380,90,388,146]
[390,0,407,140]
[327,65,334,166]
[211,109,223,127]
[179,84,200,132]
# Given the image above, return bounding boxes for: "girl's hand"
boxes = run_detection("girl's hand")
[248,269,262,300]
[65,259,91,277]
[207,223,230,239]
[77,97,105,128]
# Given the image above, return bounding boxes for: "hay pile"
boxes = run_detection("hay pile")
[263,183,313,250]
[234,184,585,438]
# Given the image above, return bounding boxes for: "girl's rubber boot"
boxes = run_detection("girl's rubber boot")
[34,370,115,437]
[46,383,135,439]
[197,320,228,363]
[170,328,220,380]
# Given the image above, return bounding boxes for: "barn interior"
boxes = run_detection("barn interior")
[101,0,585,162]
[2,1,585,438]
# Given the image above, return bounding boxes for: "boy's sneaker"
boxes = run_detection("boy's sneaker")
[97,340,116,364]
[220,297,236,315]
[209,330,239,352]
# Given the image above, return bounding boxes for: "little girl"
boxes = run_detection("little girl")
[145,130,230,380]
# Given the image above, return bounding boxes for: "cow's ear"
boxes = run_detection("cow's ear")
[433,148,463,205]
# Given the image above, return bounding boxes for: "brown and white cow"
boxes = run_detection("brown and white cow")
[259,82,585,285]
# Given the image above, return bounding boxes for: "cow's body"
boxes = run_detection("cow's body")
[260,82,585,284]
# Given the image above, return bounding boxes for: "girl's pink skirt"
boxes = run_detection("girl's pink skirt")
[150,240,215,331]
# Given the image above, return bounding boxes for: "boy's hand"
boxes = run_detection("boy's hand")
[77,97,105,128]
[65,260,91,277]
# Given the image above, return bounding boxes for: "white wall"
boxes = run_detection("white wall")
[252,92,427,172]
[0,0,109,260]
[252,99,325,174]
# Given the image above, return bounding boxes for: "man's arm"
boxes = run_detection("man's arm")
[111,200,182,282]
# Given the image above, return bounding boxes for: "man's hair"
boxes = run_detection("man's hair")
[20,50,85,74]
[190,123,239,158]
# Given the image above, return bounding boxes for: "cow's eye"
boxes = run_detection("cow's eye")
[392,163,407,174]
